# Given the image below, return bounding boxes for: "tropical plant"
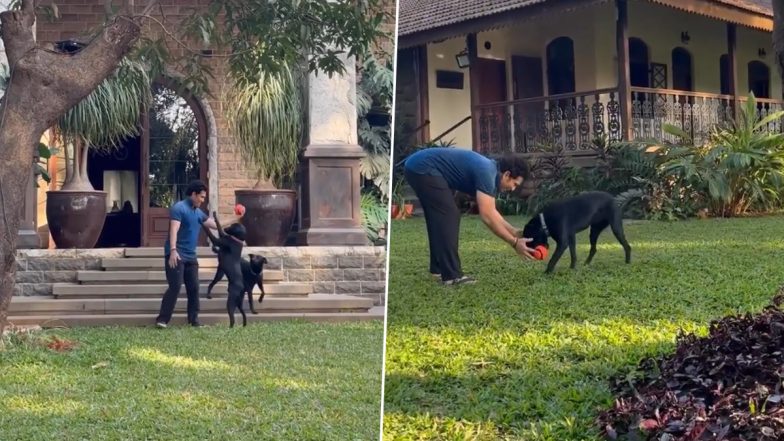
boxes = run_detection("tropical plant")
[660,94,784,217]
[224,64,304,189]
[526,143,595,215]
[33,143,55,189]
[361,190,388,244]
[54,58,152,191]
[358,55,393,199]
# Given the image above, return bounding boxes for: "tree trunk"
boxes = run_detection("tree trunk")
[0,0,142,333]
[774,0,784,92]
[0,121,35,333]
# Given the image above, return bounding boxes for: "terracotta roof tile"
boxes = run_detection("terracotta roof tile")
[399,0,773,37]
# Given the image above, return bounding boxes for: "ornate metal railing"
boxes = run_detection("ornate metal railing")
[474,88,784,154]
[738,96,784,132]
[473,88,622,155]
[631,87,734,144]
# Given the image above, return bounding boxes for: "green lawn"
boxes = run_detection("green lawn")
[382,215,784,440]
[0,321,384,441]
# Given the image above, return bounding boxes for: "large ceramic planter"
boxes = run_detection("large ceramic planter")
[235,189,297,246]
[46,190,107,248]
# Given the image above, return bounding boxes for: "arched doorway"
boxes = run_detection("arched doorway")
[748,61,770,99]
[672,47,693,91]
[546,37,576,95]
[141,81,209,247]
[629,37,649,88]
[88,80,209,248]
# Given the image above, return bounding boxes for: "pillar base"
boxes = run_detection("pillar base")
[16,228,40,249]
[296,143,369,246]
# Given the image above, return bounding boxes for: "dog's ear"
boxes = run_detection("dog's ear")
[248,253,256,259]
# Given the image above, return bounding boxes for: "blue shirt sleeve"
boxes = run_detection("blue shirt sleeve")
[199,209,208,224]
[170,203,184,222]
[474,162,498,197]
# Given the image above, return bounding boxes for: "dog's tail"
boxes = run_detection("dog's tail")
[613,188,646,218]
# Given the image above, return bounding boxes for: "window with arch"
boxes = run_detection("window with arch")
[629,37,649,88]
[672,47,693,91]
[546,37,576,95]
[748,60,770,99]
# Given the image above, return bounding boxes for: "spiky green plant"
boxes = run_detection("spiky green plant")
[662,93,784,216]
[225,63,304,189]
[360,190,388,244]
[55,58,152,191]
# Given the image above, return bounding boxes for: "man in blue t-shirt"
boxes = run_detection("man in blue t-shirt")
[404,148,536,285]
[155,180,221,327]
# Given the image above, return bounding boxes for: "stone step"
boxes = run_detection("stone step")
[6,308,385,328]
[77,270,285,284]
[8,294,373,315]
[124,248,280,258]
[103,257,221,269]
[52,282,311,298]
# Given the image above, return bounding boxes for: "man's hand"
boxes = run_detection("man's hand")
[513,237,536,260]
[168,249,180,268]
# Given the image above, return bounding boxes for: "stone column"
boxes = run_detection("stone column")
[16,165,40,249]
[296,52,369,246]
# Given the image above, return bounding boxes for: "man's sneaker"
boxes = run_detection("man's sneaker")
[190,321,204,328]
[155,322,168,329]
[430,273,441,279]
[442,275,476,286]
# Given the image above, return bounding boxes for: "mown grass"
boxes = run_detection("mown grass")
[382,215,784,440]
[0,321,384,441]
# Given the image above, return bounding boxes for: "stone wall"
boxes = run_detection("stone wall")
[13,247,388,305]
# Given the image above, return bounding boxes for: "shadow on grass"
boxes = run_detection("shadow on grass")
[383,334,674,440]
[0,322,384,440]
[383,216,784,439]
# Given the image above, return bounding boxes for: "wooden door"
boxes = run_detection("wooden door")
[474,58,508,152]
[141,82,209,247]
[511,56,545,151]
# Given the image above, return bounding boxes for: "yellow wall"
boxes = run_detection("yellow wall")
[427,37,473,148]
[425,0,782,149]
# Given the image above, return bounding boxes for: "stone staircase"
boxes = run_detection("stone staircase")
[8,248,383,328]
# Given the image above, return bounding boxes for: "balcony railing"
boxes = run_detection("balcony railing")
[474,88,621,155]
[473,88,784,154]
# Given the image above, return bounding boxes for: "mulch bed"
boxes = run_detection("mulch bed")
[597,288,784,440]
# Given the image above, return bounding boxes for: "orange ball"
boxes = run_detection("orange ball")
[234,203,246,216]
[532,245,548,260]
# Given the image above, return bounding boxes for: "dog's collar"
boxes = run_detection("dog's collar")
[539,212,550,237]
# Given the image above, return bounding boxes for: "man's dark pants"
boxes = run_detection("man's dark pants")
[404,169,462,281]
[156,257,200,324]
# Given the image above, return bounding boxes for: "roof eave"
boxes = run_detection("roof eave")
[398,0,773,50]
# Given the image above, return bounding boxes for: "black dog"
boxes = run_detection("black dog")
[206,253,268,313]
[521,191,631,273]
[201,213,247,327]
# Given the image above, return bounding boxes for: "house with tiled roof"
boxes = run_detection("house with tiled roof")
[395,0,780,157]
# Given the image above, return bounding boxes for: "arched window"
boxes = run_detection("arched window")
[748,60,770,98]
[672,47,693,91]
[546,37,576,95]
[629,38,649,88]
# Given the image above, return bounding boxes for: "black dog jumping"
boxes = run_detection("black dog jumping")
[521,191,631,273]
[206,252,268,314]
[201,212,247,327]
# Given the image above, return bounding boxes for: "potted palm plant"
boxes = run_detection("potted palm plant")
[225,64,304,246]
[46,56,151,248]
